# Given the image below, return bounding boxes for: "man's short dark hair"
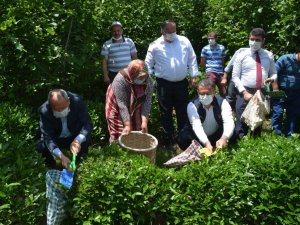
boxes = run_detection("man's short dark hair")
[160,19,176,30]
[250,28,265,39]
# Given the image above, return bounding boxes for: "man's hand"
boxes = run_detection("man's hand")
[264,78,273,85]
[220,77,227,87]
[104,75,110,85]
[204,141,213,151]
[216,138,227,149]
[70,140,81,155]
[242,90,253,101]
[190,77,197,88]
[60,154,71,168]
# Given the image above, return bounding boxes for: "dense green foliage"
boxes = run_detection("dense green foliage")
[1,0,300,224]
[0,103,46,224]
[1,101,300,224]
[71,134,300,224]
[1,0,299,106]
[204,0,300,57]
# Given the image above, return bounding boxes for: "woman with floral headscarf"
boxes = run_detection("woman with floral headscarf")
[105,59,153,143]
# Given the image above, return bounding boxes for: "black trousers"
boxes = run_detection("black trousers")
[177,125,223,150]
[226,80,238,110]
[37,136,90,168]
[156,77,189,146]
[108,71,118,83]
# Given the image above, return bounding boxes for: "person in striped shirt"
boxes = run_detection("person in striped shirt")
[101,21,137,85]
[200,31,226,97]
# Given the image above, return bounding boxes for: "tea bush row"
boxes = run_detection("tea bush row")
[1,102,300,224]
[71,135,300,224]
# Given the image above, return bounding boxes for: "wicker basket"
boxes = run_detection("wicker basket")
[118,131,158,164]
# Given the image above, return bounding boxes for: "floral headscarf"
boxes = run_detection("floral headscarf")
[127,59,149,82]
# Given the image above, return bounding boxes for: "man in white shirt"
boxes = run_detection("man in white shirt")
[232,28,277,138]
[223,48,247,110]
[178,78,235,151]
[145,20,200,148]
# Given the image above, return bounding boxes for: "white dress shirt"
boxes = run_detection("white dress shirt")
[232,48,277,93]
[145,35,200,82]
[187,98,234,145]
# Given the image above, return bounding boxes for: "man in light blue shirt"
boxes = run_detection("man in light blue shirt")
[270,52,300,136]
[200,32,226,97]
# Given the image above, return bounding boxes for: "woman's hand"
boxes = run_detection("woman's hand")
[141,116,148,133]
[122,120,131,135]
[141,122,148,133]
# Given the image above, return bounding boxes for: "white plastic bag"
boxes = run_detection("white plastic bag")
[241,90,269,131]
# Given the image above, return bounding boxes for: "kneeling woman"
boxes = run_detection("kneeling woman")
[105,59,153,143]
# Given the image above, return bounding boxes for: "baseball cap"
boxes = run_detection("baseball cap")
[111,21,123,28]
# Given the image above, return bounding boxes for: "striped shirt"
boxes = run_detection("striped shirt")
[101,37,137,72]
[201,44,226,74]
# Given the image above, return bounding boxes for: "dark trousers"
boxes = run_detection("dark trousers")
[108,71,118,83]
[226,80,238,110]
[178,125,223,150]
[37,136,90,168]
[235,87,261,138]
[156,77,189,146]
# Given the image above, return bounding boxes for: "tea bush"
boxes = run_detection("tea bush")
[0,103,47,224]
[69,134,300,224]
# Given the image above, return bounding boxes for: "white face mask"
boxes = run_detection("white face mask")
[134,78,146,85]
[53,107,70,118]
[164,32,177,42]
[208,39,216,46]
[249,40,262,52]
[199,94,213,106]
[112,36,123,41]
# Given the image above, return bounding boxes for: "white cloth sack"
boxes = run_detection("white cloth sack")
[241,90,269,131]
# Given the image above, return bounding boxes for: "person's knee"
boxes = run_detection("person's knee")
[37,140,48,153]
[177,131,192,150]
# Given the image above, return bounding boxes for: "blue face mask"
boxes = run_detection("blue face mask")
[164,32,177,42]
[134,78,146,85]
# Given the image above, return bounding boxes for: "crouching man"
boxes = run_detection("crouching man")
[178,79,235,151]
[37,89,93,168]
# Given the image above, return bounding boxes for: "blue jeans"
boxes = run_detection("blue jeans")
[271,90,300,136]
